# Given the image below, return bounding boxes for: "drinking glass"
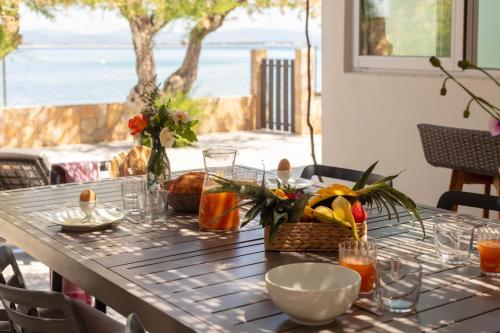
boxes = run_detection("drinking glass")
[376,257,423,313]
[433,222,474,265]
[198,174,240,232]
[121,178,146,220]
[477,224,500,276]
[339,241,377,295]
[145,186,166,221]
[233,168,258,184]
[203,148,237,177]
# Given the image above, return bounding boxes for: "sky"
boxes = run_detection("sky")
[20,5,321,35]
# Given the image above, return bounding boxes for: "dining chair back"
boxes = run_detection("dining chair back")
[125,313,146,333]
[300,164,392,187]
[0,153,50,191]
[0,283,86,333]
[0,246,125,333]
[437,191,500,212]
[0,246,26,290]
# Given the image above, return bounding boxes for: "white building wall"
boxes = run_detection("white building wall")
[322,0,497,207]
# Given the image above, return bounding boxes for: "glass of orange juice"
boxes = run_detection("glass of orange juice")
[477,224,500,276]
[199,174,240,232]
[339,241,377,295]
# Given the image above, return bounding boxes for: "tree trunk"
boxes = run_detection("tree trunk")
[128,15,156,105]
[162,13,228,95]
[0,0,21,58]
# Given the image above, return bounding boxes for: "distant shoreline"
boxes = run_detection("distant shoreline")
[19,42,321,49]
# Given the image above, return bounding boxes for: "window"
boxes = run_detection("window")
[359,0,452,57]
[473,0,500,69]
[352,0,500,71]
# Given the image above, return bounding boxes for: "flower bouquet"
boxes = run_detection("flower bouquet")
[209,162,424,251]
[128,80,198,191]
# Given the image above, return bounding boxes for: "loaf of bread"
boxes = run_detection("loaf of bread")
[167,172,205,195]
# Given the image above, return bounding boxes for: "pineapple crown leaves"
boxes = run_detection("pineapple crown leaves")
[353,162,425,238]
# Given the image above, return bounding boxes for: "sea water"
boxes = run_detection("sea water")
[2,45,321,107]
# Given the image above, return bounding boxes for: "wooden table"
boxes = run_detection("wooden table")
[0,170,499,333]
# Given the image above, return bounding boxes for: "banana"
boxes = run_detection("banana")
[331,196,359,240]
[312,205,353,230]
[313,206,336,223]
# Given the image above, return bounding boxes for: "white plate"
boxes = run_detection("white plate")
[266,178,314,189]
[50,207,124,232]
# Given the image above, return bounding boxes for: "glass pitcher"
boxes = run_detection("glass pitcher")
[199,148,239,232]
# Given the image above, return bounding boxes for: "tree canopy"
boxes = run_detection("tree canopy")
[0,0,20,59]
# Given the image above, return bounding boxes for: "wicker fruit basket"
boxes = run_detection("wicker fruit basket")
[166,193,200,212]
[208,161,424,253]
[264,222,367,252]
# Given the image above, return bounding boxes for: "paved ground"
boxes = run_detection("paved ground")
[1,130,322,323]
[0,130,322,177]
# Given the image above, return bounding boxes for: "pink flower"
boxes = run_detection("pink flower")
[489,117,500,136]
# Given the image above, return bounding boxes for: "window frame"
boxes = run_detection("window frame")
[352,0,465,71]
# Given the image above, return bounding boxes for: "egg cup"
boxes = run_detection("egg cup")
[79,200,97,223]
[277,169,292,184]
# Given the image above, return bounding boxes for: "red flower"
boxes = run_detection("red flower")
[128,115,147,135]
[286,192,302,200]
[351,201,368,223]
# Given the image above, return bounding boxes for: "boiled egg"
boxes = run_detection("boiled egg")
[80,189,97,202]
[278,159,291,171]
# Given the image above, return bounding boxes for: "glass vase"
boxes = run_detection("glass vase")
[147,135,171,192]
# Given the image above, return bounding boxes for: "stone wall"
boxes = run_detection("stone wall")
[196,96,255,134]
[0,96,259,148]
[1,103,134,148]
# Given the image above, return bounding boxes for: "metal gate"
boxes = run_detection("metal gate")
[260,59,295,132]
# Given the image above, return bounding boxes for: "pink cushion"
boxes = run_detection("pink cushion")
[62,279,93,306]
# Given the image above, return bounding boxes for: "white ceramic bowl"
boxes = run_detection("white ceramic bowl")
[265,263,361,326]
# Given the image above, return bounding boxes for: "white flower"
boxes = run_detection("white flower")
[172,110,191,124]
[159,128,174,148]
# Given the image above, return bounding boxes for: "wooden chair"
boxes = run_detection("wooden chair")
[0,153,50,191]
[125,313,146,333]
[300,164,392,187]
[437,191,500,213]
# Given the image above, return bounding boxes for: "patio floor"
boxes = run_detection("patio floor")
[1,130,322,323]
[0,130,322,178]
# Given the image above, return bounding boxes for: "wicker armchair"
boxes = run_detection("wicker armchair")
[418,124,499,177]
[418,124,500,218]
[0,153,50,191]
